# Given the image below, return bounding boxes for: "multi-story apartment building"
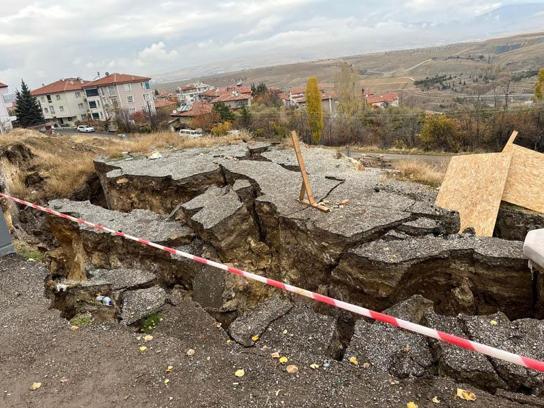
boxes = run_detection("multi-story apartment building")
[31,78,90,126]
[82,73,155,121]
[0,81,16,132]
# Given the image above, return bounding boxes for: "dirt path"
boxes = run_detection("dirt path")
[0,255,528,407]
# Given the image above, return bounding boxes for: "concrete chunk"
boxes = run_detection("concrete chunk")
[229,296,292,347]
[121,286,166,325]
[89,268,155,291]
[344,295,434,378]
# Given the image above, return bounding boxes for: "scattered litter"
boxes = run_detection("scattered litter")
[186,349,195,356]
[279,356,288,364]
[143,335,154,342]
[70,325,79,331]
[30,382,42,391]
[234,369,245,377]
[251,335,259,342]
[148,152,163,160]
[407,402,418,408]
[166,365,173,373]
[432,396,440,403]
[456,388,476,401]
[271,352,280,359]
[348,356,359,366]
[362,362,370,369]
[490,320,498,326]
[139,346,148,352]
[95,295,112,306]
[309,363,320,369]
[286,365,299,374]
[164,378,170,385]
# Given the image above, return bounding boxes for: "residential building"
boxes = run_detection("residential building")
[211,90,252,110]
[169,101,213,130]
[31,78,90,126]
[0,82,15,132]
[363,91,399,108]
[82,73,155,121]
[284,85,337,115]
[177,82,213,104]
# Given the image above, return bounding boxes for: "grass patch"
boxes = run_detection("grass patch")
[0,129,250,201]
[140,312,161,333]
[13,240,44,261]
[70,312,93,327]
[390,160,445,187]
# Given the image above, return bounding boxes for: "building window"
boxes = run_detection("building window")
[127,95,134,103]
[85,88,99,97]
[46,95,52,103]
[59,106,64,112]
[56,94,61,101]
[88,101,97,109]
[49,106,55,114]
[92,113,100,120]
[124,83,132,91]
[144,81,150,89]
[108,86,115,96]
[44,108,49,113]
[75,91,80,98]
[41,96,45,102]
[78,103,84,109]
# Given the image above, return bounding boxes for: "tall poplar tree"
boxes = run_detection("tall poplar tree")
[305,76,323,144]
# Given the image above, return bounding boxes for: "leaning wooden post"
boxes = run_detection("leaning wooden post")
[290,131,330,213]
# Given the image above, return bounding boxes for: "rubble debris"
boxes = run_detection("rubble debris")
[344,295,434,378]
[120,286,166,325]
[259,304,341,364]
[424,310,506,391]
[462,312,544,395]
[229,296,292,346]
[89,268,155,291]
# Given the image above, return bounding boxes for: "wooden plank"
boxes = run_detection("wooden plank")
[436,153,512,237]
[501,144,544,213]
[502,130,519,153]
[291,131,316,205]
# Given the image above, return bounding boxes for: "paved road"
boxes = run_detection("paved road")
[344,148,453,170]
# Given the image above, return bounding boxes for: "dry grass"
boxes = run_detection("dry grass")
[390,160,445,188]
[0,129,251,200]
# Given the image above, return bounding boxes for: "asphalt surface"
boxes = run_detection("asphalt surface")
[0,254,530,407]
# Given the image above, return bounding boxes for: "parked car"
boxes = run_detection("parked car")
[179,128,203,138]
[77,125,95,133]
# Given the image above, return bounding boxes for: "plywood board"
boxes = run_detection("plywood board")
[436,153,512,237]
[501,144,544,213]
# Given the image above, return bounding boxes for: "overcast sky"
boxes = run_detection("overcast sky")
[2,0,544,89]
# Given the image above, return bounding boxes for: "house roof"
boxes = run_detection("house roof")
[31,78,89,96]
[171,101,212,117]
[82,73,151,88]
[365,92,399,105]
[212,92,252,103]
[0,82,7,88]
[154,98,178,109]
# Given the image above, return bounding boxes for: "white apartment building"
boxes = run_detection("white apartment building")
[0,82,15,133]
[31,78,90,126]
[82,73,155,121]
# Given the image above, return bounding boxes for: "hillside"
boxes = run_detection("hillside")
[156,31,544,110]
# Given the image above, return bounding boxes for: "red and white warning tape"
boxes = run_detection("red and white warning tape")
[2,191,544,373]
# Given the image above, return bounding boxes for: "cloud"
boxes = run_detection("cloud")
[0,0,542,89]
[137,42,179,65]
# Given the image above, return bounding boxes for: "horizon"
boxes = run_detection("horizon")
[2,0,544,89]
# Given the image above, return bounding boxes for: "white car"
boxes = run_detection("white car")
[77,125,95,133]
[179,128,203,138]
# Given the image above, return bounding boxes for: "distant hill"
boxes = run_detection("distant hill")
[155,31,544,91]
